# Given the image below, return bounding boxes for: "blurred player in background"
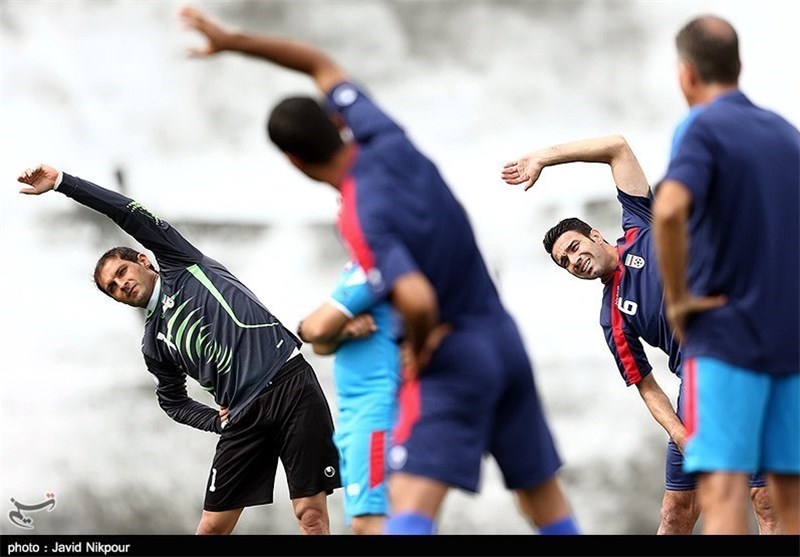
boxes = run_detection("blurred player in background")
[297,260,402,534]
[180,5,579,535]
[653,15,799,534]
[502,134,776,534]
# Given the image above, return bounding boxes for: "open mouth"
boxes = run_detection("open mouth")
[581,259,591,274]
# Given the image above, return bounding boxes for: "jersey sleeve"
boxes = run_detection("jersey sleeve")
[339,189,419,298]
[329,264,381,317]
[325,81,404,144]
[144,354,222,433]
[617,188,653,231]
[660,118,714,209]
[601,317,653,387]
[57,173,203,268]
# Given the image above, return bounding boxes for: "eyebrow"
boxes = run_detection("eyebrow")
[557,239,579,268]
[106,263,126,294]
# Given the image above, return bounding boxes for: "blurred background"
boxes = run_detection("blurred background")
[1,0,797,535]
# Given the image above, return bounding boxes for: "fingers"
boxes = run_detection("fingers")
[178,4,202,25]
[18,165,43,194]
[697,294,728,310]
[672,328,685,346]
[17,165,40,183]
[500,161,530,186]
[179,4,215,35]
[186,46,210,58]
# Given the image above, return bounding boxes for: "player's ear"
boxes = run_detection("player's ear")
[286,153,304,171]
[329,112,347,131]
[678,59,699,89]
[589,229,604,243]
[137,252,153,269]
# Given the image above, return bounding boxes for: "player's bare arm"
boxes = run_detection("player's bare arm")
[17,164,60,195]
[635,373,688,452]
[299,304,376,355]
[179,5,347,94]
[391,271,443,377]
[501,134,650,197]
[653,180,726,343]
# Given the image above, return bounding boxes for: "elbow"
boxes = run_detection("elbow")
[300,321,334,344]
[394,286,438,329]
[610,134,628,149]
[653,183,690,226]
[609,134,633,161]
[311,342,336,356]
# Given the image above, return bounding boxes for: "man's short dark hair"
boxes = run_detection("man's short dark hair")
[543,217,593,256]
[267,96,344,164]
[93,246,154,296]
[676,15,740,84]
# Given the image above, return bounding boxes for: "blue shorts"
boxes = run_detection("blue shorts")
[681,357,800,475]
[389,312,562,492]
[334,428,390,524]
[666,387,767,490]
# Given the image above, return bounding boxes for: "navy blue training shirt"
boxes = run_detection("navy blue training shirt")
[600,190,682,386]
[326,81,506,325]
[661,91,800,374]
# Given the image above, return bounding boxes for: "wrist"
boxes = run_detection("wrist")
[221,31,248,52]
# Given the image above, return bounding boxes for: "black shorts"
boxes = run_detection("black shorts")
[203,354,340,512]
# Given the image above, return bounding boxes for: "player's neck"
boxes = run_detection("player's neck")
[689,83,738,106]
[329,143,358,190]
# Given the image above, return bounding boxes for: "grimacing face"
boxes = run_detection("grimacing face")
[550,229,617,281]
[96,254,157,308]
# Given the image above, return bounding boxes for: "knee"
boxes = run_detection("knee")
[659,497,699,534]
[196,517,234,535]
[294,501,329,535]
[350,516,385,535]
[750,487,779,531]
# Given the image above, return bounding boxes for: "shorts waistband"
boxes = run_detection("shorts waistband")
[269,348,305,385]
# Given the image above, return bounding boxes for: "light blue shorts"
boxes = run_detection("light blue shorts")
[682,357,800,475]
[334,428,390,524]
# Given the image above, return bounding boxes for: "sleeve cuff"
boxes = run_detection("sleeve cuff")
[53,170,64,190]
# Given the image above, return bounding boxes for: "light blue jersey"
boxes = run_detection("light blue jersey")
[328,261,401,522]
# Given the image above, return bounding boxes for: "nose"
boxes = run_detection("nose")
[569,254,581,272]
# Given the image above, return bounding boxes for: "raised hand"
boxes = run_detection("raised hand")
[501,153,544,191]
[178,5,232,57]
[18,164,60,195]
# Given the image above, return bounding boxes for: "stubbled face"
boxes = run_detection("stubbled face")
[96,255,157,308]
[551,230,617,281]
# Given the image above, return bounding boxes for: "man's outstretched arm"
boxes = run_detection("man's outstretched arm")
[18,164,202,267]
[179,5,347,95]
[17,164,59,195]
[501,134,650,197]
